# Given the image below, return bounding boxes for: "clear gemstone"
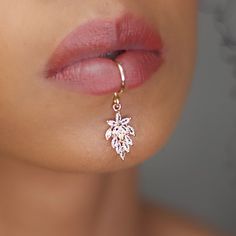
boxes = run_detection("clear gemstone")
[105,111,135,160]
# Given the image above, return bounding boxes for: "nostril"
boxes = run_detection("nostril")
[100,50,126,60]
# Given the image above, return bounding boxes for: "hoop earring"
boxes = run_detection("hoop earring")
[105,62,136,160]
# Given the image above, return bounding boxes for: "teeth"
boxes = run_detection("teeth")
[101,50,126,60]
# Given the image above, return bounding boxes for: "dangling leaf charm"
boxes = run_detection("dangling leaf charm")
[105,61,135,160]
[105,109,135,160]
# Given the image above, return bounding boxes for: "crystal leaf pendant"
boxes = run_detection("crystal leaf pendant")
[105,102,135,160]
[105,62,135,160]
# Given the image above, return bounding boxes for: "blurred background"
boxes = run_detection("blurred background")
[141,0,236,234]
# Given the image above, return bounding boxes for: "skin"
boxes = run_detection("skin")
[0,0,224,235]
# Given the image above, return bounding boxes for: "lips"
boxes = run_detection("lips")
[45,14,163,95]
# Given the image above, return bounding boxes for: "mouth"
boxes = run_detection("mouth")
[45,13,163,95]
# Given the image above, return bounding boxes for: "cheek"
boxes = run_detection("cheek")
[132,0,197,161]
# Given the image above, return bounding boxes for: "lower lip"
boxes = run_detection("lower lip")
[47,50,162,95]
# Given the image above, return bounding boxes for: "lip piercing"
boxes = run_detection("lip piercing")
[112,62,126,112]
[105,62,136,161]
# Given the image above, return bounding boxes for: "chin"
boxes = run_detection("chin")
[12,116,176,174]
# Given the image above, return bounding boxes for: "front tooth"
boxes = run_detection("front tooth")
[102,50,126,60]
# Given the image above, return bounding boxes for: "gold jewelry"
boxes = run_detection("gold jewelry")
[105,62,136,160]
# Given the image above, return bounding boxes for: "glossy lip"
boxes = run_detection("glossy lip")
[45,13,163,95]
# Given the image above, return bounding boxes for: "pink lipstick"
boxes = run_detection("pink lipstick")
[45,14,163,95]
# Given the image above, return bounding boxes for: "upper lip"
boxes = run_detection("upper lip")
[46,13,163,77]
